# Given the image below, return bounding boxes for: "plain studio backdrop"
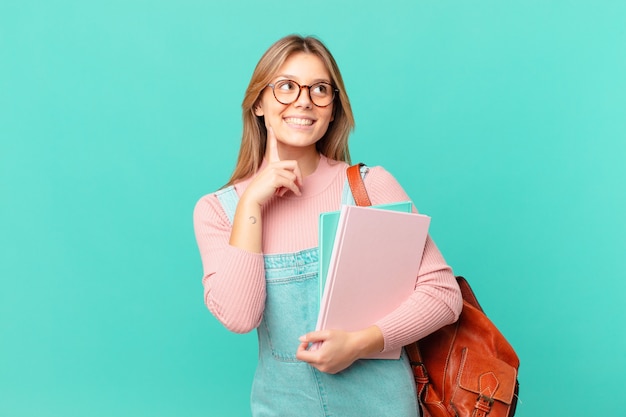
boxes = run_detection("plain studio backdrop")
[1,1,624,416]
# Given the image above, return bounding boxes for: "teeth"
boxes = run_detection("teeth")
[285,118,313,126]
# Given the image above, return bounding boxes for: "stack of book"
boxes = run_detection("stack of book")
[315,202,431,359]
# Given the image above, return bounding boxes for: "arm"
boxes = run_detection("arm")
[229,129,302,253]
[193,195,266,333]
[376,236,462,351]
[296,166,462,372]
[366,167,463,352]
[193,129,303,333]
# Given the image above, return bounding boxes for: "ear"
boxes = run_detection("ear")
[254,103,264,117]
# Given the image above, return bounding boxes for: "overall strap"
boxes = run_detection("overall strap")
[214,185,239,225]
[342,164,369,205]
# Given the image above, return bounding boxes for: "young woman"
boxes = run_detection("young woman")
[193,34,463,416]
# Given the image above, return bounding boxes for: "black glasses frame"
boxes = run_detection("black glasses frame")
[267,79,339,108]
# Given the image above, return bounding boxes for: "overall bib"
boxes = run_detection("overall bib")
[216,170,419,417]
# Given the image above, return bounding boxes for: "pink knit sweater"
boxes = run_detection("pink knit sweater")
[193,155,463,353]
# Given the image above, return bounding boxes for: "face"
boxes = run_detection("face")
[255,52,335,156]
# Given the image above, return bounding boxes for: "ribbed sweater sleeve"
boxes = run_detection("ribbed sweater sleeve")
[193,195,266,333]
[364,167,463,353]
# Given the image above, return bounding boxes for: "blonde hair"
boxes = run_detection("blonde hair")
[226,35,355,186]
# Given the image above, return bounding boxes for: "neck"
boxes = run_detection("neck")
[267,145,321,177]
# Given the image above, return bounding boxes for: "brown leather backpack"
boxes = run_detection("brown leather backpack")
[347,164,520,417]
[407,276,520,417]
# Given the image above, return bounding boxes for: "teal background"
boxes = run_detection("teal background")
[1,0,625,416]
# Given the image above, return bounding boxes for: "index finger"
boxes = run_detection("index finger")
[267,127,280,163]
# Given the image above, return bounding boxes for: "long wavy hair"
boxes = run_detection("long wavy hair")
[225,35,355,186]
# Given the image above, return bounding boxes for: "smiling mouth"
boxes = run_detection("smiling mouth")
[284,117,314,126]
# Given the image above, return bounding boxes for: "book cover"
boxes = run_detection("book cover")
[318,201,413,303]
[315,205,430,359]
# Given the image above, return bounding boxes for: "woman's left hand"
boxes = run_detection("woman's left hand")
[295,326,384,374]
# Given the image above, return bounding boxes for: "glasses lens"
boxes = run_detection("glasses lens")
[273,80,300,104]
[309,82,335,107]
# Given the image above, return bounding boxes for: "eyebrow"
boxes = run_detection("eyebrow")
[276,74,332,84]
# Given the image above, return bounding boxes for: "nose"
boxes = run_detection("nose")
[293,85,313,108]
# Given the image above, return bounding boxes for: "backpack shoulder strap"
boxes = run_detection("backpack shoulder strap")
[346,163,372,207]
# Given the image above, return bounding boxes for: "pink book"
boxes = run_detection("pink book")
[315,205,431,359]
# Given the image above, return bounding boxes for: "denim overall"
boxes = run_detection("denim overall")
[216,169,419,417]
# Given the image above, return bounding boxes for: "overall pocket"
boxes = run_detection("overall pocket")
[262,271,319,361]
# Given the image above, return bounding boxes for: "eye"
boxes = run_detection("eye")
[276,80,297,91]
[312,83,330,96]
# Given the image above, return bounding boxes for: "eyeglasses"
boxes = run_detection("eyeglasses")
[267,79,338,107]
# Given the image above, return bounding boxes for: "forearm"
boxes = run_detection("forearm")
[362,167,463,352]
[352,325,385,358]
[229,195,263,253]
[376,264,462,352]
